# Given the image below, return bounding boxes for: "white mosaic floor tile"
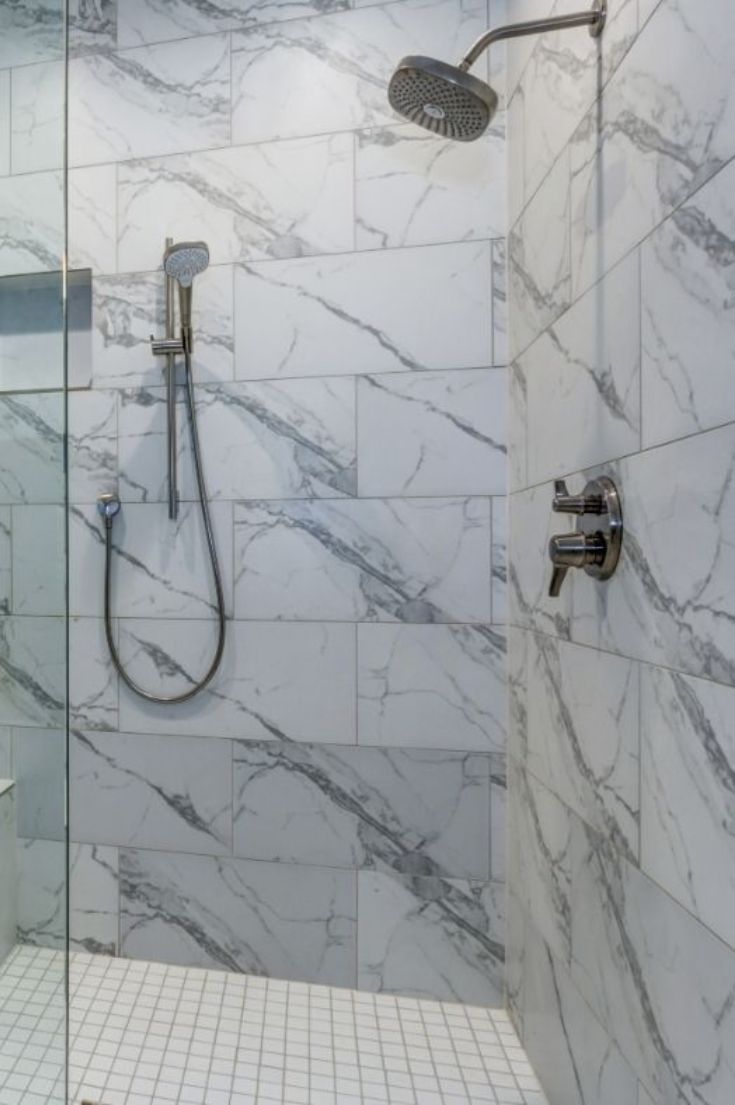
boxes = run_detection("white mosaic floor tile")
[0,946,548,1105]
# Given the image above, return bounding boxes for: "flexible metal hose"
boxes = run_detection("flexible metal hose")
[101,349,226,703]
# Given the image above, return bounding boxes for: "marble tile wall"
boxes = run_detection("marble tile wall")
[506,1,735,1103]
[0,0,509,1002]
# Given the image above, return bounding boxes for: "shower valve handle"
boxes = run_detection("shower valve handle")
[547,476,623,598]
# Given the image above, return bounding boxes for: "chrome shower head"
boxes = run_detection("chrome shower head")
[163,241,209,341]
[388,56,498,141]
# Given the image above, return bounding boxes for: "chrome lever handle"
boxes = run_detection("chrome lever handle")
[549,564,569,597]
[552,478,604,515]
[547,532,607,596]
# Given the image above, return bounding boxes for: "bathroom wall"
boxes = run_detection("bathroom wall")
[1,0,510,1000]
[506,1,735,1102]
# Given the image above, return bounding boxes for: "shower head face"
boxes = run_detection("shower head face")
[163,241,210,287]
[388,56,498,141]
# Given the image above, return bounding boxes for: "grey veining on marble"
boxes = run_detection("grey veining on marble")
[0,393,64,505]
[641,666,735,952]
[235,242,493,379]
[0,1,64,68]
[120,848,357,986]
[117,619,356,743]
[71,729,232,855]
[69,618,118,732]
[357,623,506,753]
[118,0,350,48]
[16,837,66,948]
[356,370,506,497]
[357,868,504,1005]
[234,497,491,623]
[118,135,353,272]
[69,34,230,166]
[355,125,506,249]
[70,842,119,956]
[231,0,487,144]
[572,822,735,1105]
[526,633,639,860]
[0,172,64,277]
[521,919,639,1105]
[233,741,490,878]
[642,156,735,449]
[68,0,117,56]
[525,250,641,485]
[0,617,65,729]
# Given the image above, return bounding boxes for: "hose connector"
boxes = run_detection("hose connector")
[97,492,121,529]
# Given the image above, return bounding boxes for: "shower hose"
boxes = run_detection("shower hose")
[100,348,226,703]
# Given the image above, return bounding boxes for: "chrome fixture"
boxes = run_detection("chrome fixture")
[548,475,622,597]
[388,0,606,141]
[97,239,226,705]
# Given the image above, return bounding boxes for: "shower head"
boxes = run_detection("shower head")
[388,56,498,142]
[163,241,210,342]
[387,4,606,141]
[164,241,210,287]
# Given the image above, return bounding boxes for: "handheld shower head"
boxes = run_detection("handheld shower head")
[163,241,210,339]
[388,56,498,141]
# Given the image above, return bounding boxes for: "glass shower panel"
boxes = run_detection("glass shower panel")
[0,2,69,1104]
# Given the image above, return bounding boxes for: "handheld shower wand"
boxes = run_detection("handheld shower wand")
[98,239,226,705]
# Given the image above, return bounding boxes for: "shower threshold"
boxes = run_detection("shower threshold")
[0,945,547,1105]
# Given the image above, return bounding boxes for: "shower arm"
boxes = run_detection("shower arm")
[459,2,606,72]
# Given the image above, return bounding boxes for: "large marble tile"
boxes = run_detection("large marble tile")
[233,497,491,623]
[525,250,641,485]
[508,759,573,967]
[12,728,65,841]
[357,623,506,753]
[0,393,64,505]
[571,825,735,1105]
[357,869,504,1005]
[71,730,232,855]
[92,264,233,387]
[118,135,353,273]
[526,633,639,860]
[68,34,230,166]
[68,165,117,274]
[16,837,65,948]
[69,618,118,733]
[118,0,350,47]
[231,0,488,144]
[0,1,63,68]
[11,505,65,615]
[517,0,636,212]
[521,919,639,1105]
[641,666,735,952]
[0,617,65,729]
[119,377,356,503]
[234,242,492,378]
[68,389,117,505]
[120,849,357,986]
[357,369,506,497]
[117,619,356,743]
[233,742,490,877]
[573,425,735,684]
[641,157,735,449]
[11,60,65,174]
[355,125,506,249]
[70,843,119,957]
[509,148,571,359]
[0,171,64,276]
[570,0,735,298]
[69,499,233,619]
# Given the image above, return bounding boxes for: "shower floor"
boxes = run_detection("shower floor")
[0,945,547,1105]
